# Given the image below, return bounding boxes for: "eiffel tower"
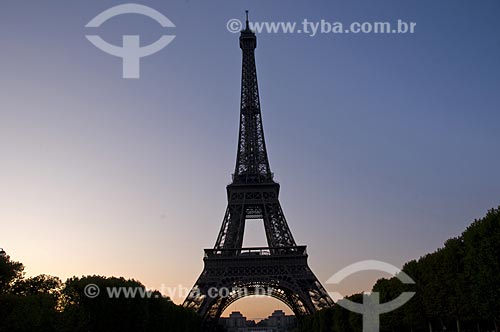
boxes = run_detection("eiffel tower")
[183,12,334,328]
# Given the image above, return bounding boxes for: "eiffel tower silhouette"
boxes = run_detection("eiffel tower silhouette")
[183,12,334,328]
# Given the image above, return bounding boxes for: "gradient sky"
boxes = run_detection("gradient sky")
[1,0,500,320]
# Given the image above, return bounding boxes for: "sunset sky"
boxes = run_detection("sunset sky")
[1,0,500,320]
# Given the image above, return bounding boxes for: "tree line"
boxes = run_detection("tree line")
[299,207,500,332]
[0,253,202,332]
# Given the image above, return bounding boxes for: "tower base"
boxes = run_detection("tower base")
[183,246,334,327]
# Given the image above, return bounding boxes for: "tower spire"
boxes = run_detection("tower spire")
[234,11,271,184]
[245,10,249,30]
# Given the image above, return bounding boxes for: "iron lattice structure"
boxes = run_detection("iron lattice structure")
[183,14,334,329]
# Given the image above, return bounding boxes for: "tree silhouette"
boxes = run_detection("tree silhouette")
[0,249,24,293]
[0,256,202,332]
[299,207,500,332]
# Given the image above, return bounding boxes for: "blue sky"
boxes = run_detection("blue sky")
[1,0,499,319]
